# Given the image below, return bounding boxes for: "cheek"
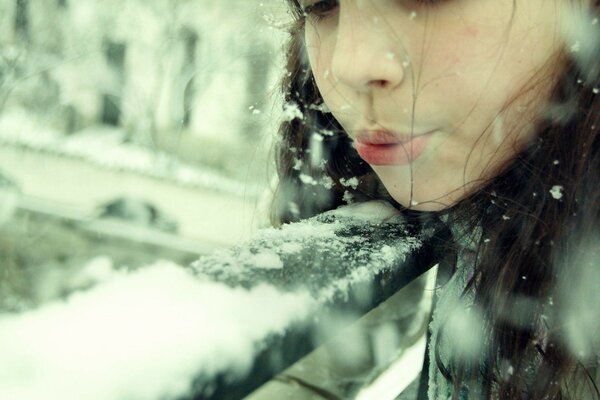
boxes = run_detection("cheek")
[307,53,346,119]
[422,31,526,128]
[305,28,331,81]
[419,26,485,87]
[304,29,319,67]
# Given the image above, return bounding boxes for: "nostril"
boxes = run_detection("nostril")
[369,79,389,88]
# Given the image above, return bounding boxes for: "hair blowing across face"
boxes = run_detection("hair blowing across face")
[273,1,600,399]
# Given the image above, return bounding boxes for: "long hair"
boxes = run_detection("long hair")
[273,1,600,399]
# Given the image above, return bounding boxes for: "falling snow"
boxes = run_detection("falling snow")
[299,174,318,185]
[550,185,564,200]
[282,102,304,121]
[340,177,360,190]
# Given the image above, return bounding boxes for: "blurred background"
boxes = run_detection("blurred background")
[0,0,289,309]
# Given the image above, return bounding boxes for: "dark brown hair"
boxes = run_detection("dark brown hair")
[273,1,600,399]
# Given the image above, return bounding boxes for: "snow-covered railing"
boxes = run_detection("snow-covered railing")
[0,201,443,400]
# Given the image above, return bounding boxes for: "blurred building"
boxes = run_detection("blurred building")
[0,0,289,250]
[0,0,285,171]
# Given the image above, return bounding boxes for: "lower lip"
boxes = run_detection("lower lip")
[355,133,433,166]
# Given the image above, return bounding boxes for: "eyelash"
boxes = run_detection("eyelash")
[302,0,440,22]
[302,0,338,21]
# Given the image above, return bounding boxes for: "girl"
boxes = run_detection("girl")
[273,0,600,398]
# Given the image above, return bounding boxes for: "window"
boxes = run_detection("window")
[15,0,29,39]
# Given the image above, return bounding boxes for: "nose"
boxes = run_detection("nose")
[330,6,406,92]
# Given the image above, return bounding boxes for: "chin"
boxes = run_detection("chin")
[387,190,458,212]
[373,166,470,212]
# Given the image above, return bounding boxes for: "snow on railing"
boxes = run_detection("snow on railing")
[0,201,441,400]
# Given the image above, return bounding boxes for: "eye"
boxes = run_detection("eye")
[410,0,444,7]
[301,0,442,23]
[302,0,339,21]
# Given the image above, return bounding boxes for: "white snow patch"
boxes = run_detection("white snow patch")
[299,174,318,185]
[379,245,397,265]
[343,190,355,204]
[321,175,334,189]
[293,158,303,171]
[262,221,338,242]
[0,261,314,400]
[249,251,284,270]
[279,242,303,254]
[311,133,324,143]
[289,201,300,216]
[308,103,331,114]
[340,177,359,190]
[325,201,402,224]
[570,40,581,53]
[550,185,564,200]
[282,102,304,121]
[560,6,600,70]
[310,133,324,167]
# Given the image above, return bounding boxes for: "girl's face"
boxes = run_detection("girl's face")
[303,0,565,211]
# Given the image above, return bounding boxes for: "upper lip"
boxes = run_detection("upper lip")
[355,129,434,145]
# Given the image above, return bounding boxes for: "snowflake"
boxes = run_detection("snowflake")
[299,174,317,185]
[283,102,304,122]
[549,185,564,200]
[570,41,581,53]
[339,177,359,189]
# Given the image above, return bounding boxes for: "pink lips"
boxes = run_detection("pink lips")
[354,130,434,166]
